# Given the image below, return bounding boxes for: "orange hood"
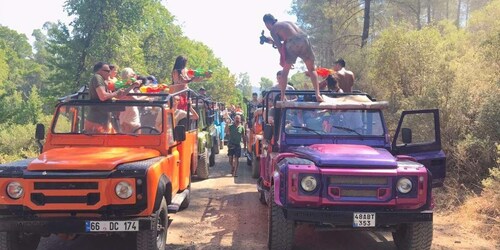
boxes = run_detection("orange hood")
[28,147,161,171]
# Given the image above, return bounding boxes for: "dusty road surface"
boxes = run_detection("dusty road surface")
[38,147,496,250]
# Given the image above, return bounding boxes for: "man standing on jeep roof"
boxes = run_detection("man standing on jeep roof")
[262,13,323,102]
[225,115,246,177]
[333,58,355,92]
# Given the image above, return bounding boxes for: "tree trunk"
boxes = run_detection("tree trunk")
[456,0,462,28]
[427,0,431,24]
[446,0,449,19]
[465,0,470,26]
[361,0,371,48]
[417,0,422,30]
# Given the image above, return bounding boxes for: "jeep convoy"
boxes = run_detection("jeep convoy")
[0,86,446,250]
[0,88,203,250]
[257,90,446,250]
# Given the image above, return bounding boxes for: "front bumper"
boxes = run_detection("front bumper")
[285,208,432,226]
[0,216,153,233]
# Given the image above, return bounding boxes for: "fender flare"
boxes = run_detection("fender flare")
[153,174,172,211]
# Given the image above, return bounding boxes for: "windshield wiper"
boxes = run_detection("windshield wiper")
[291,125,324,136]
[114,132,139,137]
[81,130,93,136]
[331,125,363,136]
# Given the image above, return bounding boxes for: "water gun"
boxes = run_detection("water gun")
[108,77,137,91]
[259,30,268,45]
[316,68,334,78]
[187,69,212,78]
[139,84,169,93]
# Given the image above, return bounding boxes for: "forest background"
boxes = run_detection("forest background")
[0,0,498,243]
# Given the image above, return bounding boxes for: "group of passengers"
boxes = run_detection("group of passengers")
[86,55,209,134]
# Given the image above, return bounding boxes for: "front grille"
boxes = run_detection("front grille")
[34,182,98,190]
[329,176,388,185]
[340,189,378,197]
[31,193,100,206]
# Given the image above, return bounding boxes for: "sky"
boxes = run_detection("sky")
[0,0,300,87]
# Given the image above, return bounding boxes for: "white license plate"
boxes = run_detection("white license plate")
[353,212,376,227]
[85,221,138,232]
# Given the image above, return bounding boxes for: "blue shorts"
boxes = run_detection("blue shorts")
[228,143,241,158]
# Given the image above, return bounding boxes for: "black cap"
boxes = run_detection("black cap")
[199,87,206,91]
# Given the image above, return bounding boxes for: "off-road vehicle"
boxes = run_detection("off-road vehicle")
[245,102,265,178]
[258,90,446,250]
[193,95,217,179]
[0,88,199,250]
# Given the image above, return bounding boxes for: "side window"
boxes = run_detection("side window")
[396,112,436,146]
[166,113,174,144]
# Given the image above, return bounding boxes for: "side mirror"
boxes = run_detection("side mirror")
[35,123,45,140]
[174,125,186,142]
[264,124,273,140]
[401,128,412,144]
[35,123,45,154]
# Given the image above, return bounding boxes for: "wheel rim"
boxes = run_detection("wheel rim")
[156,208,167,248]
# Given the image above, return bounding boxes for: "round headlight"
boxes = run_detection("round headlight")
[7,182,24,199]
[115,181,133,199]
[397,178,413,194]
[300,176,317,192]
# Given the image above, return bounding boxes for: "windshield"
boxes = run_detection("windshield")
[53,103,165,135]
[283,109,385,136]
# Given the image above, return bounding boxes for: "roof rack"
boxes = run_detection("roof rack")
[56,86,204,105]
[261,90,381,123]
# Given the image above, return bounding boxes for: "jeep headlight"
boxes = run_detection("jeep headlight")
[115,181,133,199]
[6,181,24,199]
[300,176,317,192]
[397,177,413,194]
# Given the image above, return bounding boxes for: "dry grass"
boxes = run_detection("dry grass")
[435,167,500,246]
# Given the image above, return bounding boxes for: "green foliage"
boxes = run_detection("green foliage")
[366,1,500,200]
[0,123,38,157]
[236,73,252,99]
[259,77,274,92]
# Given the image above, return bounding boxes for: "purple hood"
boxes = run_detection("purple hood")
[290,144,397,168]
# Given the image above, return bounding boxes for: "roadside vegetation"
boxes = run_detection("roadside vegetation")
[0,0,498,244]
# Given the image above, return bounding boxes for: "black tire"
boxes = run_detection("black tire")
[197,149,209,179]
[179,174,191,210]
[251,151,260,179]
[392,222,433,250]
[209,147,215,167]
[0,232,40,250]
[213,137,220,154]
[259,190,267,205]
[268,185,294,250]
[137,197,168,250]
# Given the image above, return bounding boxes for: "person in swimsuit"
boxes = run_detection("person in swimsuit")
[262,13,322,102]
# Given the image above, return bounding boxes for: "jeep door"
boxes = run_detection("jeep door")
[392,109,446,187]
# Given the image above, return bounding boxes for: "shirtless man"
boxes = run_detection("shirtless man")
[262,14,323,102]
[333,58,355,92]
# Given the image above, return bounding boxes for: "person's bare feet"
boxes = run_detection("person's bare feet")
[316,94,324,102]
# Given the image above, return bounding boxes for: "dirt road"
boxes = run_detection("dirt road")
[38,147,496,250]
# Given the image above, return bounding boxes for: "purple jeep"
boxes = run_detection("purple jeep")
[257,91,446,250]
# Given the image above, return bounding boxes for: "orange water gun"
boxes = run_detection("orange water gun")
[316,67,334,78]
[139,84,169,93]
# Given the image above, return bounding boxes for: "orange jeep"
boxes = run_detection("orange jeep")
[0,87,199,250]
[245,103,265,179]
